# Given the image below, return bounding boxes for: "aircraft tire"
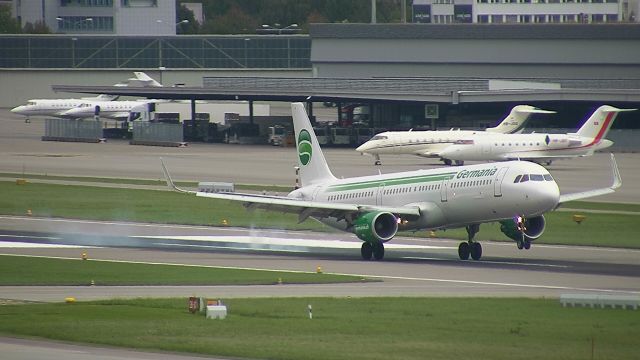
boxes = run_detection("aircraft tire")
[373,242,385,260]
[470,242,482,260]
[458,242,470,260]
[361,242,373,260]
[523,239,531,250]
[516,239,524,250]
[443,159,453,166]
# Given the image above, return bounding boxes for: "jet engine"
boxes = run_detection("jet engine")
[352,211,399,243]
[499,215,546,242]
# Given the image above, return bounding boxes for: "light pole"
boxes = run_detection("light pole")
[258,23,300,35]
[56,17,93,32]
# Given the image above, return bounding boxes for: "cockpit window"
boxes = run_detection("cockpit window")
[371,135,387,140]
[543,174,554,181]
[530,174,544,181]
[520,174,529,183]
[514,175,522,183]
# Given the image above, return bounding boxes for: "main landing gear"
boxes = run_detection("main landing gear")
[361,241,385,260]
[458,224,483,261]
[516,237,531,250]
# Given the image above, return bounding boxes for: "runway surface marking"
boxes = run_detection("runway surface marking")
[402,256,569,268]
[136,235,455,250]
[0,241,95,249]
[2,253,636,295]
[0,234,62,240]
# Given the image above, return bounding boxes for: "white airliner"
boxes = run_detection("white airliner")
[356,105,555,165]
[438,105,635,165]
[10,72,162,120]
[161,103,621,261]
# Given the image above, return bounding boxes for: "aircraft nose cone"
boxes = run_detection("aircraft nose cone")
[10,107,20,113]
[355,143,369,153]
[539,181,560,212]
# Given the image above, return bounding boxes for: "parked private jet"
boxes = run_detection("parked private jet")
[161,103,621,261]
[60,99,162,120]
[438,105,635,165]
[356,105,555,165]
[10,72,162,120]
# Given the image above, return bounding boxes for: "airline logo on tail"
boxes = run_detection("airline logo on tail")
[298,129,313,166]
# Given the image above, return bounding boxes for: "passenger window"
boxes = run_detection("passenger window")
[520,174,529,182]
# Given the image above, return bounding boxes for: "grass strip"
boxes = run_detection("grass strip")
[1,181,638,248]
[0,172,292,193]
[1,297,638,360]
[0,254,362,286]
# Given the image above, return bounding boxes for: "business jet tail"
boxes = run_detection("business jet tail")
[291,103,337,186]
[486,105,555,134]
[558,154,622,203]
[575,105,636,140]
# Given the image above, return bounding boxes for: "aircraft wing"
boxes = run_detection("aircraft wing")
[558,154,622,203]
[160,159,421,223]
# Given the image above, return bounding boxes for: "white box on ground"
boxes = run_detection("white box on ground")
[206,305,227,319]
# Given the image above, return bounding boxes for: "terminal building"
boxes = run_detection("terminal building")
[412,0,638,24]
[1,21,639,134]
[11,0,177,35]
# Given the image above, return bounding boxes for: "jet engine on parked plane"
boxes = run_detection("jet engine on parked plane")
[352,211,399,243]
[499,215,546,249]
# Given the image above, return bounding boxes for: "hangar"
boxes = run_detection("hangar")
[48,23,640,130]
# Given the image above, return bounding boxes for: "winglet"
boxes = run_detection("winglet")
[610,153,622,190]
[558,153,622,203]
[160,158,193,194]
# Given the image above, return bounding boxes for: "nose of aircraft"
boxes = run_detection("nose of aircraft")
[355,142,370,153]
[538,179,561,212]
[10,106,23,114]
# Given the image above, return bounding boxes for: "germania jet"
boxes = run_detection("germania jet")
[10,72,162,120]
[162,103,621,261]
[356,105,555,165]
[438,105,635,165]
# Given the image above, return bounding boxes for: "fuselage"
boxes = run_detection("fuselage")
[439,132,613,162]
[355,130,495,158]
[11,99,88,117]
[288,160,559,233]
[60,100,153,119]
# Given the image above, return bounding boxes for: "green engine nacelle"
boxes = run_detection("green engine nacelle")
[353,211,399,243]
[499,215,546,242]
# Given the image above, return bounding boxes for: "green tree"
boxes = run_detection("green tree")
[22,20,51,34]
[176,3,200,34]
[0,4,21,34]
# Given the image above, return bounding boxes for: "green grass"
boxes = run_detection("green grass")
[0,180,327,231]
[0,172,292,193]
[1,297,638,360]
[1,180,638,248]
[0,255,363,286]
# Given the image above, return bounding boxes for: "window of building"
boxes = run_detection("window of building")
[549,15,561,22]
[606,14,618,21]
[592,14,604,22]
[61,0,113,6]
[506,15,518,23]
[121,0,157,7]
[491,15,504,23]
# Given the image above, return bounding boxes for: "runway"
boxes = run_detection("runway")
[1,107,640,301]
[1,215,639,302]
